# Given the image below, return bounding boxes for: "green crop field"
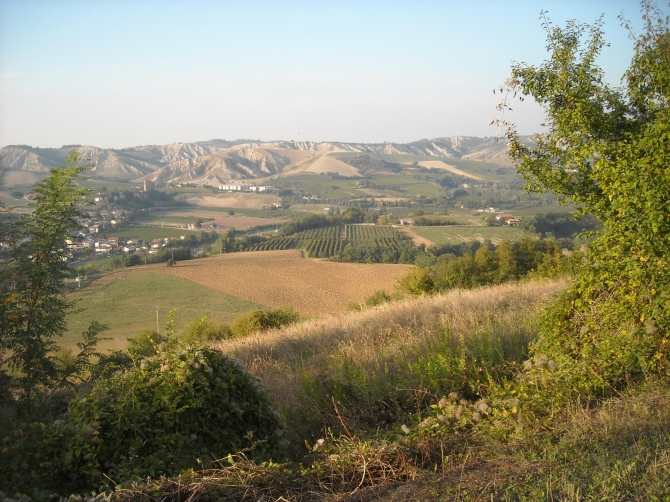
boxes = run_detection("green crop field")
[246,224,405,258]
[412,225,531,246]
[365,175,442,197]
[65,270,264,351]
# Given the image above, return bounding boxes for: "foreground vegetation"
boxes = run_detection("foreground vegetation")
[2,5,669,500]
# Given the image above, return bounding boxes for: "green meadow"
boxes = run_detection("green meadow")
[65,270,264,350]
[413,224,530,245]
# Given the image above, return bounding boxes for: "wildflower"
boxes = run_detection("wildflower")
[437,397,449,409]
[534,355,548,368]
[312,438,325,451]
[401,424,411,434]
[472,412,482,421]
[475,399,492,414]
[547,360,558,371]
[522,360,533,371]
[419,417,436,429]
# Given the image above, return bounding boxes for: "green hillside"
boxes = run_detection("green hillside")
[65,270,264,350]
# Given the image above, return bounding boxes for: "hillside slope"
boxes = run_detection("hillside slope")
[0,136,531,184]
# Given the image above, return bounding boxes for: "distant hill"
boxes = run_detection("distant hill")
[0,136,529,185]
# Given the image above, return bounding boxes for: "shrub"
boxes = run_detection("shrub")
[396,267,435,296]
[230,307,301,338]
[364,289,391,308]
[182,316,230,343]
[0,345,286,495]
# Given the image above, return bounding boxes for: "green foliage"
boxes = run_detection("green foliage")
[0,152,107,416]
[364,289,392,308]
[503,4,670,385]
[0,345,285,495]
[398,238,572,296]
[182,316,230,344]
[412,215,456,226]
[396,268,435,296]
[230,307,301,338]
[520,211,599,239]
[126,329,169,359]
[297,322,532,435]
[215,229,236,253]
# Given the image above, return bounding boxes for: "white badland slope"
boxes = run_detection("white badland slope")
[0,136,524,184]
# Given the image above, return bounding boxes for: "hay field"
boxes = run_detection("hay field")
[156,250,411,315]
[217,279,567,419]
[181,192,279,209]
[418,161,484,180]
[2,169,46,187]
[306,156,360,176]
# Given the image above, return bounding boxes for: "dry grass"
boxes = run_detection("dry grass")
[217,279,566,422]
[417,161,483,180]
[306,156,360,177]
[181,192,280,209]
[156,250,411,316]
[396,226,434,247]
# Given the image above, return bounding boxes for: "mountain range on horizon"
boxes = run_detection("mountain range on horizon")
[0,136,525,186]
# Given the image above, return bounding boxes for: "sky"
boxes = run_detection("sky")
[0,0,650,149]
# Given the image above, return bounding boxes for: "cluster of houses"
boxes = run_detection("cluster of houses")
[218,183,275,192]
[59,210,187,260]
[494,213,521,225]
[65,234,186,258]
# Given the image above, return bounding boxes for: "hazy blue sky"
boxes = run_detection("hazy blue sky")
[0,0,649,149]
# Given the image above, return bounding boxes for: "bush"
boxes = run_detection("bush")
[182,316,230,343]
[230,307,301,338]
[396,267,435,296]
[364,289,391,308]
[0,345,286,495]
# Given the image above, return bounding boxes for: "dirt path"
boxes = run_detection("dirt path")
[396,226,434,247]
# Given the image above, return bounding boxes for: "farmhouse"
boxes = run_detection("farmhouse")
[219,183,251,191]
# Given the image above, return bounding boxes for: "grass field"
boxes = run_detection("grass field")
[65,269,264,351]
[365,175,442,197]
[412,224,531,245]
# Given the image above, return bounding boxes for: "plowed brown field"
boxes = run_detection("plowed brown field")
[156,250,412,316]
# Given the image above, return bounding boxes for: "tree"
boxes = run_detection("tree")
[216,229,236,253]
[0,152,106,415]
[500,3,670,382]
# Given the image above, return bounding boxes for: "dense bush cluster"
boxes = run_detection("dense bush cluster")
[396,238,578,296]
[0,345,285,495]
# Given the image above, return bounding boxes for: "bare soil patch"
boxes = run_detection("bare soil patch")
[2,169,46,187]
[306,156,360,176]
[181,193,280,209]
[396,226,434,247]
[418,161,483,180]
[156,250,411,316]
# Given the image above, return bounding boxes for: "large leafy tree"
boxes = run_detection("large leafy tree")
[0,151,105,415]
[501,3,670,384]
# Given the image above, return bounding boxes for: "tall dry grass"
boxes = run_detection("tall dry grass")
[217,279,566,444]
